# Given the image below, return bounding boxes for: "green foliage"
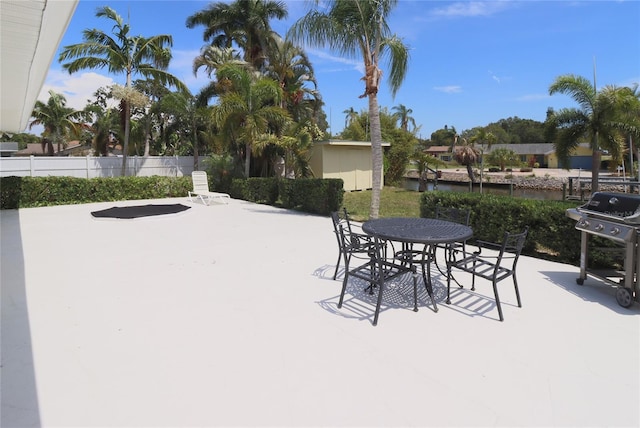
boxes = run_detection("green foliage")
[230,177,343,215]
[230,177,279,204]
[384,128,417,185]
[486,148,519,171]
[0,176,192,209]
[419,191,619,268]
[279,178,344,215]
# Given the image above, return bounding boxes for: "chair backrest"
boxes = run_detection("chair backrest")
[496,226,529,269]
[192,171,210,193]
[331,208,353,237]
[435,206,471,226]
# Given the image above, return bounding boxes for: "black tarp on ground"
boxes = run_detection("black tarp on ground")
[91,204,191,219]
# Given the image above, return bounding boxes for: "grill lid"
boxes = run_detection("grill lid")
[576,192,640,224]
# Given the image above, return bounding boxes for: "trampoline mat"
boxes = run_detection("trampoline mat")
[91,204,191,219]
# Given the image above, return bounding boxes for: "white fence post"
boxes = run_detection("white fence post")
[30,155,35,176]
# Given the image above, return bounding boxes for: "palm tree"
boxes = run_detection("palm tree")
[212,63,290,177]
[266,36,320,122]
[289,0,409,219]
[160,89,211,170]
[29,90,87,154]
[59,6,187,175]
[547,74,640,192]
[343,107,358,129]
[453,136,480,183]
[469,128,496,192]
[186,0,288,72]
[392,103,416,132]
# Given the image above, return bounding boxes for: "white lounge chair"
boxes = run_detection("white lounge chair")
[188,171,230,205]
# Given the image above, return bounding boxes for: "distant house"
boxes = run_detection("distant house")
[15,140,89,157]
[425,145,453,162]
[309,140,390,191]
[483,143,593,169]
[0,142,19,157]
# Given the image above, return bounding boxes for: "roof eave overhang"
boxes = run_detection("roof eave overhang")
[0,0,78,133]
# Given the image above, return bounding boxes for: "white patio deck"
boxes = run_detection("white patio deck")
[1,198,638,427]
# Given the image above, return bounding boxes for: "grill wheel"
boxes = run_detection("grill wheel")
[616,287,634,308]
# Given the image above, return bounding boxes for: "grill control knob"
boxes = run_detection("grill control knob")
[611,227,620,236]
[594,224,604,231]
[578,219,589,227]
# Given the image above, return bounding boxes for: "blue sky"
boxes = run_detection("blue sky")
[39,0,640,139]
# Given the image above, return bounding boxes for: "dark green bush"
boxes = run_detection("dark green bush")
[1,175,192,209]
[279,178,344,215]
[420,191,610,267]
[229,177,279,204]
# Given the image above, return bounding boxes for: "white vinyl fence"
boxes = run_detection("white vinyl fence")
[0,155,208,178]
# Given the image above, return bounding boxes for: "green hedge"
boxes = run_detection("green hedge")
[420,191,618,268]
[1,176,192,209]
[1,175,345,215]
[231,177,344,215]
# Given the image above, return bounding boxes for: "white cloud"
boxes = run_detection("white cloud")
[40,70,115,110]
[430,1,513,18]
[488,70,501,84]
[306,48,365,74]
[515,93,551,102]
[434,85,462,93]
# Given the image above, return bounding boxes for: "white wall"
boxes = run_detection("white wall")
[0,156,206,178]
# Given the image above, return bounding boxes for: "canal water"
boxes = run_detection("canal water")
[403,178,564,201]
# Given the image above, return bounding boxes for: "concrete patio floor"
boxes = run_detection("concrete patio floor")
[1,197,639,427]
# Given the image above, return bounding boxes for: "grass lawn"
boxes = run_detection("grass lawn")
[342,187,422,222]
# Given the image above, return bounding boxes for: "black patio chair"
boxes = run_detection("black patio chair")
[446,227,529,321]
[330,208,362,280]
[336,223,419,326]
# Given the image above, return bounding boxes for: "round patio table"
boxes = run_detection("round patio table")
[362,217,473,245]
[363,217,473,317]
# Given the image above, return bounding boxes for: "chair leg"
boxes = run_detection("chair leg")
[513,274,522,307]
[333,251,341,280]
[492,280,504,321]
[446,258,453,304]
[337,272,349,309]
[372,274,385,326]
[412,269,419,312]
[422,256,438,313]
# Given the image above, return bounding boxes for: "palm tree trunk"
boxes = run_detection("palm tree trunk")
[193,117,199,171]
[244,142,251,177]
[591,150,601,193]
[121,101,131,176]
[143,115,152,157]
[368,94,383,219]
[591,132,600,193]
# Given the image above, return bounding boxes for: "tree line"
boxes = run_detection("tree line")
[1,0,638,213]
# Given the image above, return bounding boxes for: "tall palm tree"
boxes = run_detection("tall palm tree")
[59,6,187,175]
[548,74,640,192]
[289,0,409,219]
[212,63,290,177]
[186,0,288,72]
[453,136,480,183]
[342,107,359,130]
[265,36,320,122]
[469,128,496,192]
[392,103,416,132]
[29,90,87,155]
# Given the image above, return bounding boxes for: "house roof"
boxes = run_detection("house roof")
[15,140,83,156]
[315,139,391,147]
[425,146,451,154]
[0,1,79,132]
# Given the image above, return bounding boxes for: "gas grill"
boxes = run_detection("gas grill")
[566,192,640,308]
